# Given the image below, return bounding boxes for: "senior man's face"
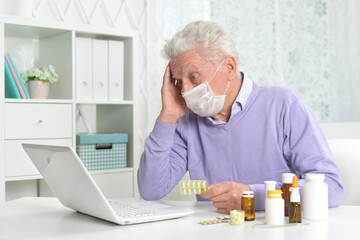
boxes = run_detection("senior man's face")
[169,50,227,94]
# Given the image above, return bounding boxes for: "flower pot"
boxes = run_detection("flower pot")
[28,80,50,99]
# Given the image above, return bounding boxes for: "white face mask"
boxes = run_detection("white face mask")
[182,59,229,117]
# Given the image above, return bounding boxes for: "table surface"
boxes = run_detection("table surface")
[0,197,359,240]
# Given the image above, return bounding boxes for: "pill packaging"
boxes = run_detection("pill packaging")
[230,209,245,225]
[199,218,227,225]
[180,180,207,195]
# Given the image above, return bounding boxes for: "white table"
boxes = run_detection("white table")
[0,197,359,240]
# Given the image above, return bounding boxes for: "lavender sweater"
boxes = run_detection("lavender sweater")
[138,82,344,210]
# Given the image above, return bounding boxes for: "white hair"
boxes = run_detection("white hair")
[163,21,239,68]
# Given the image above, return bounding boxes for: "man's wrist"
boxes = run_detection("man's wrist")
[157,111,180,124]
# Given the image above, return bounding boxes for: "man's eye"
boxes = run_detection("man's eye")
[191,75,197,79]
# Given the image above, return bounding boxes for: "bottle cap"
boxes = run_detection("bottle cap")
[292,175,298,188]
[305,173,325,181]
[264,180,276,185]
[267,190,283,198]
[282,173,295,184]
[290,175,301,202]
[242,191,254,197]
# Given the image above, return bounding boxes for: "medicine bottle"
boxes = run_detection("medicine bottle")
[264,181,276,216]
[289,175,302,223]
[265,190,284,225]
[281,173,295,216]
[241,191,255,221]
[303,173,328,220]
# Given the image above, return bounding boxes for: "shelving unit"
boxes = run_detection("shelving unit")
[0,15,140,202]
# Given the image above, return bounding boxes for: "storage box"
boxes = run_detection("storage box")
[76,134,128,171]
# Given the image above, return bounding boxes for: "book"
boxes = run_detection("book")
[4,57,21,99]
[4,53,26,99]
[7,53,30,99]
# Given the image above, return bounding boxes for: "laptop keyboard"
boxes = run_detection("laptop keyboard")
[108,200,160,218]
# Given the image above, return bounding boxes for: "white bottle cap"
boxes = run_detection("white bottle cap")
[282,173,295,184]
[305,173,325,181]
[242,191,254,197]
[264,180,276,186]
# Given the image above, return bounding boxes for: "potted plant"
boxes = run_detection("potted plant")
[21,65,59,99]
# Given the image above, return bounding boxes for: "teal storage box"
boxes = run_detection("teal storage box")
[76,134,128,171]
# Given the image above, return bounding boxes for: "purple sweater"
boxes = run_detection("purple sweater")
[138,82,344,210]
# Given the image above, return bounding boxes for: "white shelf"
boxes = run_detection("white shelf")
[5,175,42,182]
[76,100,133,105]
[5,168,134,182]
[4,99,134,105]
[89,168,134,175]
[5,99,73,104]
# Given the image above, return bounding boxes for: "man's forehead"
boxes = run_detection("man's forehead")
[170,58,209,77]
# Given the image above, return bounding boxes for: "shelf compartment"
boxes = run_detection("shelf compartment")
[75,104,134,168]
[75,32,133,101]
[4,23,73,100]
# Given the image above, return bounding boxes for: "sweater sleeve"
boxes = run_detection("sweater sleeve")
[137,120,188,200]
[283,97,344,207]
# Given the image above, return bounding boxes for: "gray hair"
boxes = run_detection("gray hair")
[162,21,239,68]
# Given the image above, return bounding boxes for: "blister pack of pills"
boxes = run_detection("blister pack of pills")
[199,216,230,225]
[179,180,207,195]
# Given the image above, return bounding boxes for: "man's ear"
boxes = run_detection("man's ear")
[225,56,237,81]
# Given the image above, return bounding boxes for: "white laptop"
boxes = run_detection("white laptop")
[22,143,193,225]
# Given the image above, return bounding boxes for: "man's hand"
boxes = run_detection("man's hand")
[201,181,251,214]
[157,64,188,124]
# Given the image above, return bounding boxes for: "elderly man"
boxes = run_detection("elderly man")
[138,21,344,213]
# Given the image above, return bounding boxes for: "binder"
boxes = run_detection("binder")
[5,53,26,98]
[92,39,108,101]
[7,53,30,99]
[4,57,21,99]
[76,37,93,100]
[108,40,124,101]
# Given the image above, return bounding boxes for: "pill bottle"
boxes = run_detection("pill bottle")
[241,191,255,221]
[281,173,295,216]
[289,175,302,223]
[265,190,284,225]
[303,173,328,220]
[264,181,276,215]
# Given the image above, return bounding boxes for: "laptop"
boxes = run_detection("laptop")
[22,143,193,225]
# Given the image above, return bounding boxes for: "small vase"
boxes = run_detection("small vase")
[28,80,50,99]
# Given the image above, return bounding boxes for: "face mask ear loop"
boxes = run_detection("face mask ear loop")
[223,80,230,95]
[208,58,226,84]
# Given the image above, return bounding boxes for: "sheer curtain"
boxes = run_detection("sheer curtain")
[146,0,360,133]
